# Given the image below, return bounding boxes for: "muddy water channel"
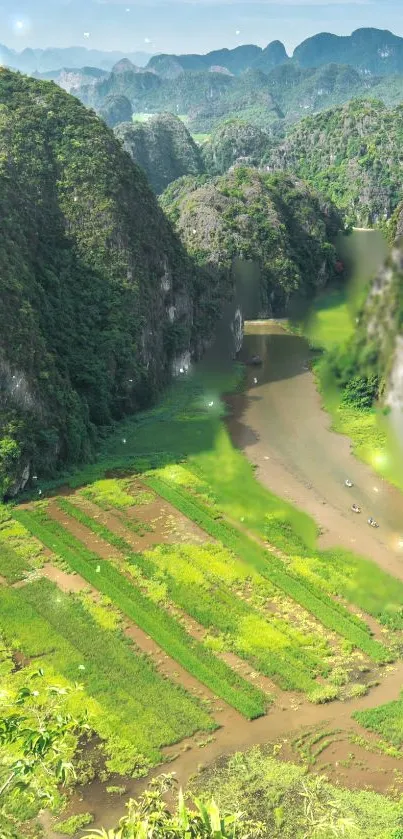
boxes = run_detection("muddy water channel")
[228,322,403,578]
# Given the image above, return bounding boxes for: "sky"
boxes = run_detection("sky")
[1,0,403,55]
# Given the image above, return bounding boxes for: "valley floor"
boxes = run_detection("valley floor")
[2,338,403,837]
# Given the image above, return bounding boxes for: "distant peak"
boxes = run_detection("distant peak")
[112,58,137,73]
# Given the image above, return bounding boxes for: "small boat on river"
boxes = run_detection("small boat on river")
[246,355,262,366]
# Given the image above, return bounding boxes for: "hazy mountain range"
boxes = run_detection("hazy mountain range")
[3,28,403,78]
[0,44,151,73]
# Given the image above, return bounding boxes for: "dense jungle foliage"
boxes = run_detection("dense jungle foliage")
[266,100,403,226]
[161,168,342,316]
[99,93,133,127]
[202,119,272,176]
[76,55,403,134]
[115,113,205,194]
[321,238,403,411]
[0,71,344,498]
[0,69,219,498]
[78,65,283,133]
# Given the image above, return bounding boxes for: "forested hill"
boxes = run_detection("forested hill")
[294,28,403,76]
[266,100,403,226]
[77,65,283,133]
[161,168,342,317]
[115,114,205,193]
[0,70,218,498]
[76,60,403,134]
[0,70,343,498]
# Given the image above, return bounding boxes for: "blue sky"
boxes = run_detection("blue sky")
[2,0,403,54]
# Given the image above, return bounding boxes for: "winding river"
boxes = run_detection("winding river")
[48,244,403,833]
[228,321,403,580]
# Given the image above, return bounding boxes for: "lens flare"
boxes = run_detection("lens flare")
[371,450,389,469]
[390,535,403,553]
[10,15,31,36]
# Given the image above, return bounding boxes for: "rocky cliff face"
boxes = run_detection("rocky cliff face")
[115,114,205,194]
[265,100,403,226]
[161,168,343,318]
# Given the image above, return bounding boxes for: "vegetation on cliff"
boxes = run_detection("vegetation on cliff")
[115,113,205,193]
[202,119,272,175]
[76,51,403,134]
[161,168,342,316]
[78,67,283,133]
[0,71,344,497]
[99,93,133,127]
[266,99,403,226]
[0,70,216,498]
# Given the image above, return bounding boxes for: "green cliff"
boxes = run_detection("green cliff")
[0,70,213,497]
[161,168,342,317]
[115,113,205,194]
[266,100,403,226]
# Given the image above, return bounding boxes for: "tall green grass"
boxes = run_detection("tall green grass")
[13,507,267,719]
[0,542,29,582]
[0,580,213,774]
[354,697,403,749]
[145,476,390,664]
[56,498,322,693]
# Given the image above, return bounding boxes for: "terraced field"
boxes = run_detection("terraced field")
[2,367,403,833]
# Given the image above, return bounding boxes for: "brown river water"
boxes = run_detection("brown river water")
[229,322,403,579]
[44,320,403,836]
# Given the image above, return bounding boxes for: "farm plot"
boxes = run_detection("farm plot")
[12,477,390,707]
[54,499,325,694]
[13,506,267,720]
[54,496,365,697]
[144,474,390,664]
[0,579,214,775]
[152,456,403,633]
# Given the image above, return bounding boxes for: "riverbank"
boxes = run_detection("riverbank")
[228,321,403,565]
[303,290,403,496]
[3,346,403,837]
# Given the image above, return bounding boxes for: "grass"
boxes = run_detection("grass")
[56,499,324,694]
[132,113,154,123]
[0,541,29,582]
[192,132,211,143]
[190,745,403,838]
[304,289,354,351]
[80,479,143,509]
[145,475,389,664]
[54,813,93,835]
[354,696,403,749]
[13,506,267,720]
[0,579,213,775]
[287,545,403,630]
[299,233,403,492]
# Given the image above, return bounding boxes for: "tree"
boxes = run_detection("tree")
[0,669,88,835]
[85,774,265,838]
